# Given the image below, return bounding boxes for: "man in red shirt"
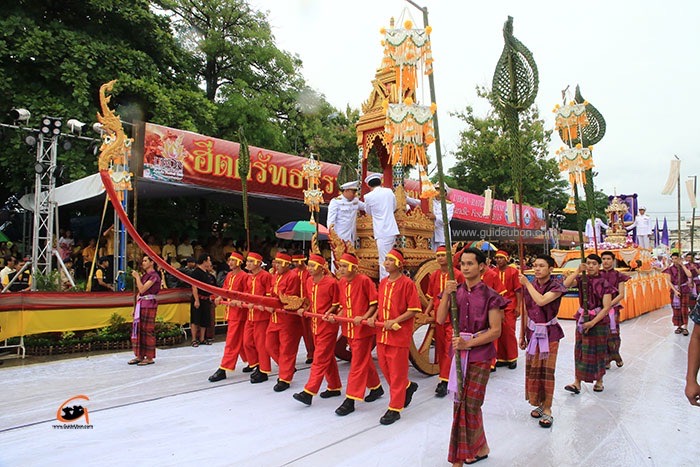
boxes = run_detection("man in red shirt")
[332,253,384,416]
[424,245,465,397]
[293,254,342,405]
[267,252,303,392]
[245,252,273,384]
[494,250,522,370]
[368,249,422,425]
[293,252,315,365]
[209,252,250,382]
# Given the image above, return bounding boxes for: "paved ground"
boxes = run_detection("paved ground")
[0,305,697,466]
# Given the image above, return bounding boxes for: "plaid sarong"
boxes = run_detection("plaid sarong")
[574,323,608,383]
[448,361,491,464]
[672,293,691,326]
[525,340,559,408]
[607,309,621,363]
[132,305,157,359]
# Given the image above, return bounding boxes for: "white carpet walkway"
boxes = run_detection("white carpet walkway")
[0,305,697,467]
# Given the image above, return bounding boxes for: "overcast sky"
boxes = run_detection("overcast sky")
[249,0,700,227]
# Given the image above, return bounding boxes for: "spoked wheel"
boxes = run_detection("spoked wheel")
[335,335,352,361]
[408,258,440,375]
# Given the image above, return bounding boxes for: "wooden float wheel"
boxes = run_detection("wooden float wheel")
[408,258,440,376]
[335,335,353,362]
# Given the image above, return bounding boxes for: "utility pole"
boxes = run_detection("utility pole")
[675,155,681,253]
[690,175,697,253]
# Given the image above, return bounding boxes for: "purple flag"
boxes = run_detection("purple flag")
[661,217,669,246]
[654,218,660,247]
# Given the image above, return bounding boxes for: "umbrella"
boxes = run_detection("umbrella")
[467,240,497,251]
[0,231,9,243]
[275,221,329,242]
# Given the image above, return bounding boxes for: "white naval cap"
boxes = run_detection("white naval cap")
[639,206,646,210]
[364,173,382,185]
[340,180,360,190]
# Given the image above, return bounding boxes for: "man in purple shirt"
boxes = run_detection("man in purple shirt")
[518,254,567,428]
[664,252,694,335]
[600,251,630,368]
[437,247,507,466]
[563,254,614,394]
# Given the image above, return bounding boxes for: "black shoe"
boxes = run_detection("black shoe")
[364,386,384,402]
[305,358,313,364]
[319,389,342,399]
[508,361,517,370]
[404,381,418,407]
[495,361,508,367]
[250,370,268,384]
[208,368,226,382]
[379,409,401,425]
[274,380,290,392]
[242,365,255,373]
[335,398,355,416]
[490,367,497,373]
[435,381,448,398]
[293,391,313,405]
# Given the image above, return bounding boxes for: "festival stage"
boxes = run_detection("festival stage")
[0,305,696,466]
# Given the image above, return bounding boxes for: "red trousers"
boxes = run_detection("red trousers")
[303,324,341,394]
[377,343,410,411]
[496,308,518,363]
[435,321,453,381]
[345,335,381,401]
[245,319,271,373]
[266,314,303,382]
[301,316,315,359]
[219,318,246,371]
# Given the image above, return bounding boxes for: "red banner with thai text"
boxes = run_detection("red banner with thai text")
[142,123,544,230]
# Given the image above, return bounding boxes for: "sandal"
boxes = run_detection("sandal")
[682,328,689,336]
[564,384,580,394]
[539,414,553,428]
[593,383,604,392]
[191,340,200,347]
[201,339,213,345]
[530,407,544,418]
[128,358,141,365]
[137,359,154,366]
[615,359,624,368]
[675,327,683,334]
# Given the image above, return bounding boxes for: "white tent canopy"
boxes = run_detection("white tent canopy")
[19,173,105,211]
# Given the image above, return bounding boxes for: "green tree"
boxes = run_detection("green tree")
[156,0,304,146]
[0,0,215,197]
[449,87,568,212]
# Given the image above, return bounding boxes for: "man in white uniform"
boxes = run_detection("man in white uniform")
[327,181,364,244]
[584,217,609,244]
[363,173,399,280]
[626,206,653,249]
[432,186,454,251]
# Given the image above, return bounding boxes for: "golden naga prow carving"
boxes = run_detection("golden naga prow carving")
[96,80,134,172]
[279,294,305,311]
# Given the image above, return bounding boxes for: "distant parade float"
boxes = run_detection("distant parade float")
[546,86,669,319]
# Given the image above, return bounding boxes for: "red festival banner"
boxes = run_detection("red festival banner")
[142,123,544,230]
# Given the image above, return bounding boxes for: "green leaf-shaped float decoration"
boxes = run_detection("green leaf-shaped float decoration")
[237,127,251,249]
[558,85,607,148]
[491,16,539,265]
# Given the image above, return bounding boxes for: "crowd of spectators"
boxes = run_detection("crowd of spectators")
[1,226,332,293]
